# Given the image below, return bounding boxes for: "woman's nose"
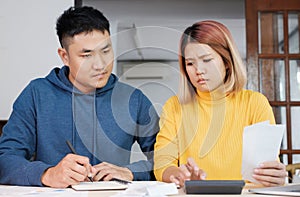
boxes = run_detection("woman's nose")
[195,63,206,75]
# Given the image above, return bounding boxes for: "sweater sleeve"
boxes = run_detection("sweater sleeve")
[249,92,276,124]
[154,96,180,181]
[125,90,159,181]
[0,83,51,186]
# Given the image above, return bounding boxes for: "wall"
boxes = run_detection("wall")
[0,0,246,119]
[0,0,73,119]
[83,0,246,59]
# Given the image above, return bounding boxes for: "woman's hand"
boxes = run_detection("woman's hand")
[185,157,206,181]
[252,161,288,186]
[162,157,206,187]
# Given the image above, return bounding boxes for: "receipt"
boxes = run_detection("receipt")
[241,121,285,183]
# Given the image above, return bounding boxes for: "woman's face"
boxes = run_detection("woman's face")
[184,43,226,92]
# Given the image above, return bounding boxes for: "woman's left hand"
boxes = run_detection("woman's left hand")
[252,161,288,186]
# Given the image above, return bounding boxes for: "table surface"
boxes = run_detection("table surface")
[0,182,291,197]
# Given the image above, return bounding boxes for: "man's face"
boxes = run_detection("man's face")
[58,30,114,93]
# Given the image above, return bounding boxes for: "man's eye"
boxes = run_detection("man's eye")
[203,58,212,63]
[102,49,110,54]
[83,54,92,58]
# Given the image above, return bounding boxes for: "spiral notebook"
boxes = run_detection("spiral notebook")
[71,181,128,191]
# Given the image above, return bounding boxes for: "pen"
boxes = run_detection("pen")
[111,178,132,184]
[66,140,93,182]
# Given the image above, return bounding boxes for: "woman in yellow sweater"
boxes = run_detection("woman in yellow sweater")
[154,20,287,187]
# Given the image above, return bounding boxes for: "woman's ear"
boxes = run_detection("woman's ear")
[58,48,69,66]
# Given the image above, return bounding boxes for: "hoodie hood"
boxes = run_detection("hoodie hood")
[45,66,118,95]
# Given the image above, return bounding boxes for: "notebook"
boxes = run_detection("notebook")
[71,181,128,191]
[249,184,300,196]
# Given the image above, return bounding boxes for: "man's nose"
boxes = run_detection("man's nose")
[92,54,105,70]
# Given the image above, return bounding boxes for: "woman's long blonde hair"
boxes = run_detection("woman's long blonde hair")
[178,20,247,104]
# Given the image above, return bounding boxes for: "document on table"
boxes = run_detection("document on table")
[71,181,128,191]
[249,183,300,196]
[241,121,285,183]
[111,181,178,197]
[0,185,73,196]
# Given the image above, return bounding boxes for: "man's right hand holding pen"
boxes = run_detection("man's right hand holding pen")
[41,154,133,188]
[41,140,133,188]
[41,153,96,188]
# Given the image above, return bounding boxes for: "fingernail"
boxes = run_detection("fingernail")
[201,174,206,179]
[88,172,92,177]
[259,163,264,167]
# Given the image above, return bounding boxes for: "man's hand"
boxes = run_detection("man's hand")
[41,154,93,188]
[92,162,133,181]
[252,161,288,187]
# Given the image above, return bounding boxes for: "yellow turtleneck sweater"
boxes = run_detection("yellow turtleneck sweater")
[154,89,275,181]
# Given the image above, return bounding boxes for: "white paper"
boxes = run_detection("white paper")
[146,182,178,196]
[0,185,77,197]
[242,121,285,183]
[111,181,178,197]
[71,181,128,191]
[249,183,300,196]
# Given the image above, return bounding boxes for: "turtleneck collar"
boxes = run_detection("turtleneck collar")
[196,85,227,104]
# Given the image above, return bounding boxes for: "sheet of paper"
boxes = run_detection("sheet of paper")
[146,182,178,196]
[111,181,178,197]
[242,121,285,183]
[71,181,128,191]
[249,183,300,196]
[0,185,75,197]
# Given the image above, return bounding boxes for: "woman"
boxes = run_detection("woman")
[154,20,287,187]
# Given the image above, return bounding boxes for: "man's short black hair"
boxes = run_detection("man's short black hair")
[56,6,110,48]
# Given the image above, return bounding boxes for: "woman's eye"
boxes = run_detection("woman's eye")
[186,62,194,66]
[203,58,212,63]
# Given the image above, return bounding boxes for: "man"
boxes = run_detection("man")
[0,6,159,188]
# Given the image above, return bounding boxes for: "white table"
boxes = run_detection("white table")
[0,182,289,197]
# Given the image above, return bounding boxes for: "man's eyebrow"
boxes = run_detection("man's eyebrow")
[80,43,111,53]
[101,43,111,50]
[80,48,93,53]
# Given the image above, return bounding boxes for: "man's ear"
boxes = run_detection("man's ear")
[58,48,69,66]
